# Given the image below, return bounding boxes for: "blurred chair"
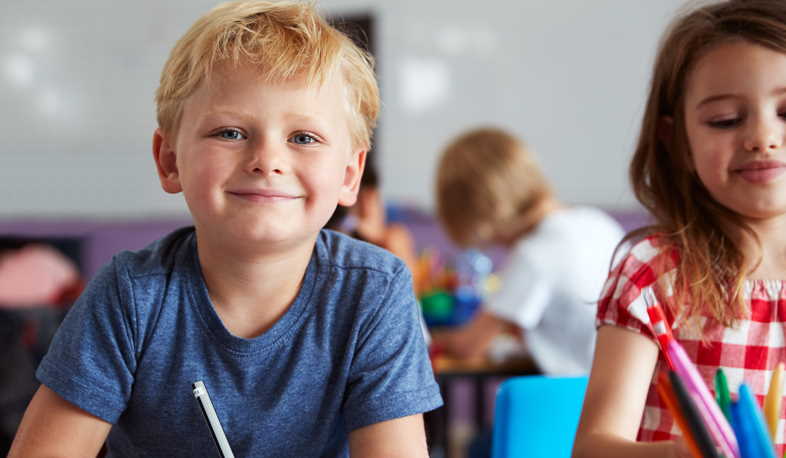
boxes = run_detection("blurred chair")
[492,375,588,458]
[0,236,84,455]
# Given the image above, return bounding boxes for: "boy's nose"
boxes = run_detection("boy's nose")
[247,141,286,175]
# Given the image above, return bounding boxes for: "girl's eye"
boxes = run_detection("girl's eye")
[290,133,318,145]
[214,129,246,141]
[707,118,740,129]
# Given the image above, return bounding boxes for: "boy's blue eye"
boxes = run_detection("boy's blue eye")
[216,129,245,140]
[290,133,317,145]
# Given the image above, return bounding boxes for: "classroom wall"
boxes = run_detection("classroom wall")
[0,0,686,218]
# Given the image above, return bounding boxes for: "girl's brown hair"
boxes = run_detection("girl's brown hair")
[630,0,786,326]
[436,127,552,247]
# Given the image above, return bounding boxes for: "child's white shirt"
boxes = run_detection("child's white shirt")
[484,206,624,375]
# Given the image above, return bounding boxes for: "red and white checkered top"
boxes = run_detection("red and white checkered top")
[597,235,786,454]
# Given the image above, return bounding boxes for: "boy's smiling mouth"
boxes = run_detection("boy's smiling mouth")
[227,188,302,202]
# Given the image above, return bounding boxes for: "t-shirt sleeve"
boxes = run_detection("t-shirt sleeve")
[342,265,443,431]
[36,258,137,423]
[484,248,551,330]
[595,237,677,342]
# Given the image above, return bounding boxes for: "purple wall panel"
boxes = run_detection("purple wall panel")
[0,207,649,280]
[0,218,192,279]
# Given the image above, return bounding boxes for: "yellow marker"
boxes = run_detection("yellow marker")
[765,362,784,442]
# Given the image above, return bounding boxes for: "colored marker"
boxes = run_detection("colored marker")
[765,363,784,442]
[643,288,675,368]
[657,371,704,458]
[669,371,721,457]
[737,383,776,458]
[668,340,739,458]
[715,368,732,421]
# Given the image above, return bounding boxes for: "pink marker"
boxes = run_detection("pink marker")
[667,341,740,458]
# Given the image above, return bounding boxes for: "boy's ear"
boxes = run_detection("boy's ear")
[337,149,367,207]
[152,128,182,194]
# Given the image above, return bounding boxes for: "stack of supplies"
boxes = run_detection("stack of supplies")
[645,289,782,458]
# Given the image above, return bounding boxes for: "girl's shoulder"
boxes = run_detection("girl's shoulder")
[610,232,679,278]
[597,233,680,335]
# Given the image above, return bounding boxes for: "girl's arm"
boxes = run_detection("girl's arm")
[9,385,111,457]
[572,326,690,458]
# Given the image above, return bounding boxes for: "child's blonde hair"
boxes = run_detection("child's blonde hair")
[630,0,786,326]
[436,127,552,247]
[155,0,379,150]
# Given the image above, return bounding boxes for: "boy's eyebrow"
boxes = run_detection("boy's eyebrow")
[695,86,786,109]
[282,112,329,124]
[201,110,330,126]
[200,110,257,123]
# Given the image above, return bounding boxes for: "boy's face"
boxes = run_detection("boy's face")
[153,64,365,251]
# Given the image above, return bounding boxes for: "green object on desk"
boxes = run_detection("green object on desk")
[715,368,731,421]
[420,290,453,319]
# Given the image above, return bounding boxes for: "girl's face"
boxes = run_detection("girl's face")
[683,41,786,222]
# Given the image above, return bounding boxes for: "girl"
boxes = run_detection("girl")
[573,1,786,457]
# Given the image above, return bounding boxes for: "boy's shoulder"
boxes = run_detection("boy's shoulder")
[316,229,406,276]
[106,227,409,288]
[110,226,196,280]
[516,206,624,256]
[542,206,623,235]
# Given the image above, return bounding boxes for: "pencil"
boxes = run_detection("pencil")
[193,381,236,458]
[669,371,722,458]
[715,368,732,421]
[765,363,784,443]
[667,340,739,458]
[732,394,757,458]
[643,287,675,368]
[737,383,776,458]
[657,371,704,458]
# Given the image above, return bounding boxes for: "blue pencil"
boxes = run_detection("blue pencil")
[735,384,776,458]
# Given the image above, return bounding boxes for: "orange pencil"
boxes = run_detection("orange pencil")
[657,371,704,458]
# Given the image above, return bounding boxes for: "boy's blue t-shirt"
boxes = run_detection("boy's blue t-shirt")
[36,227,442,457]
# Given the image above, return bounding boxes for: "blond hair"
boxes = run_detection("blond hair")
[629,0,786,326]
[155,0,379,150]
[436,127,552,247]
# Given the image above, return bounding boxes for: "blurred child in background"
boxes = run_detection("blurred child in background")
[325,155,418,272]
[431,127,623,375]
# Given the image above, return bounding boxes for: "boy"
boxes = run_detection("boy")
[9,1,442,457]
[431,127,623,376]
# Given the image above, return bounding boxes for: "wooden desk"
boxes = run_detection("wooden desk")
[427,355,539,457]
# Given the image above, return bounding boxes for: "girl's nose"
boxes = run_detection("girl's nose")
[744,117,783,152]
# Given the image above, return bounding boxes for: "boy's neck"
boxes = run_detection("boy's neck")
[195,231,316,339]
